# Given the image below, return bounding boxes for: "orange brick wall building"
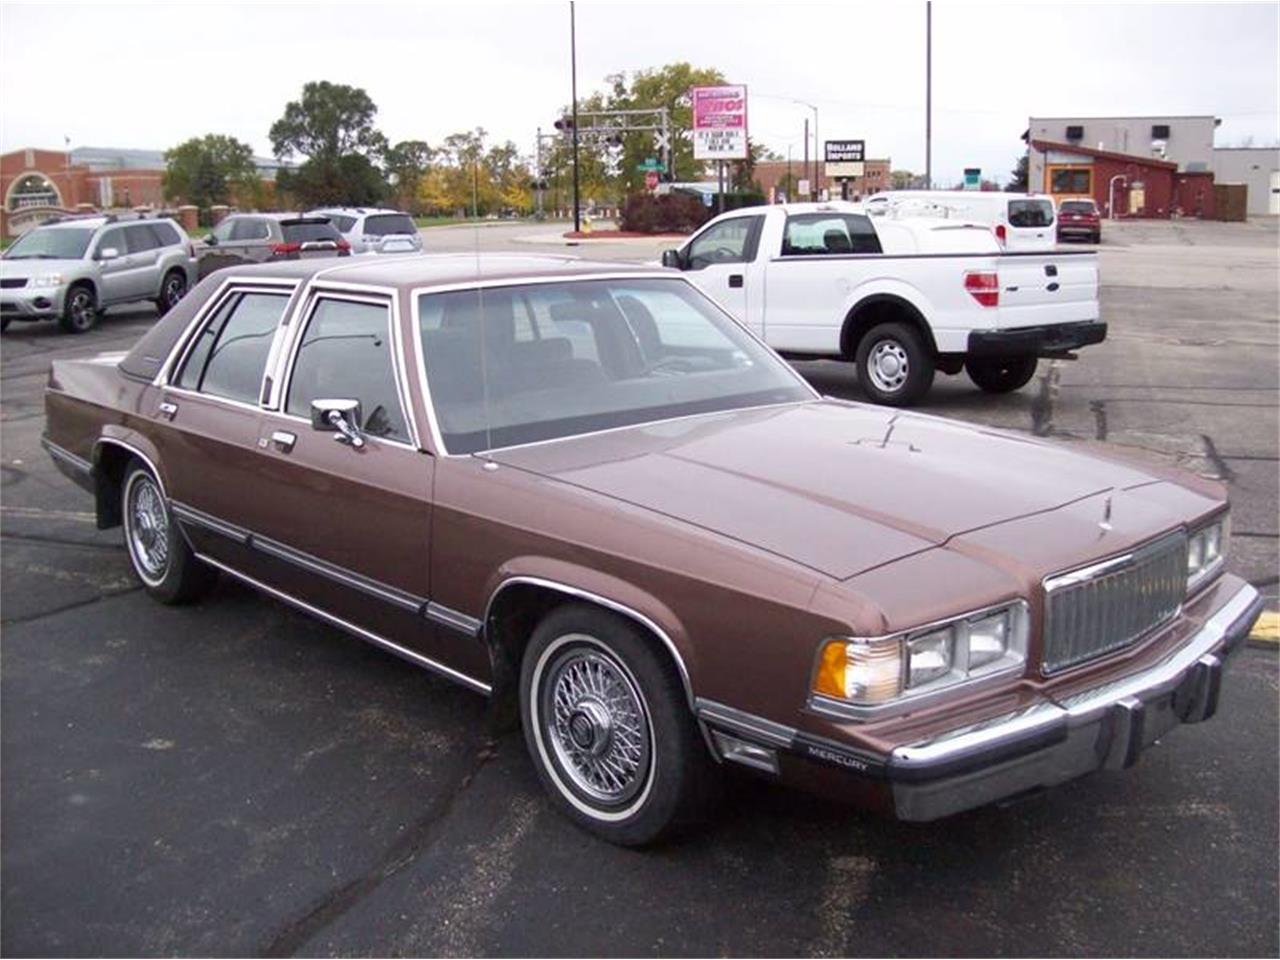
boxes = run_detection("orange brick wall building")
[1,147,168,237]
[752,158,891,202]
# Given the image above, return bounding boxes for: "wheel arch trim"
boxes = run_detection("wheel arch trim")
[841,290,939,357]
[482,574,696,709]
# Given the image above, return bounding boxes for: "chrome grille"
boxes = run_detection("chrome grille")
[1042,532,1187,675]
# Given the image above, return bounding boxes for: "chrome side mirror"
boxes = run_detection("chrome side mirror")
[311,398,365,448]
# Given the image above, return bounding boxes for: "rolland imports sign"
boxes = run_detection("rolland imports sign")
[691,85,748,161]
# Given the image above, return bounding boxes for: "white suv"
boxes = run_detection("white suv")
[306,208,422,255]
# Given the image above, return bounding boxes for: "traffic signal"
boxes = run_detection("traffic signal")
[554,117,575,134]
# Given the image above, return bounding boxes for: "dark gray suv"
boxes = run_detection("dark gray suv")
[196,214,350,279]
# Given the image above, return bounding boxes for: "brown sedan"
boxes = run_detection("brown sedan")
[41,254,1263,845]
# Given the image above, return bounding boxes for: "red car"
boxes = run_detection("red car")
[1057,199,1102,243]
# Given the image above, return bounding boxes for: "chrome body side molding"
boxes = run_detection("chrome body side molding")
[193,552,491,695]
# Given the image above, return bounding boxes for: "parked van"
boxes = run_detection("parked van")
[864,191,1057,252]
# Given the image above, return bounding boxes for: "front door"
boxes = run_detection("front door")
[680,214,763,330]
[93,225,145,304]
[249,291,484,683]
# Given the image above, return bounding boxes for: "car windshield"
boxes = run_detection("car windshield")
[1060,201,1097,214]
[3,226,95,260]
[418,277,813,454]
[282,221,340,243]
[363,214,416,237]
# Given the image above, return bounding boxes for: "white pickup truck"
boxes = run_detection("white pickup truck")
[660,201,1105,405]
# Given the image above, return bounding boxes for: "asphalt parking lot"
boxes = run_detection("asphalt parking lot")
[2,218,1277,957]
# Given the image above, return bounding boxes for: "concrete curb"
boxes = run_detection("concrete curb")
[1250,610,1279,644]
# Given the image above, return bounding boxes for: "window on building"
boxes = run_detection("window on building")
[1050,167,1092,195]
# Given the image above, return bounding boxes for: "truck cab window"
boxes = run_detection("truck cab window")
[782,214,881,255]
[686,216,763,269]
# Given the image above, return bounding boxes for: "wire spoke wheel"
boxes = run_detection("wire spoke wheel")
[126,472,170,583]
[540,637,653,807]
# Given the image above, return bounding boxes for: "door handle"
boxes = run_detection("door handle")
[728,274,744,288]
[271,430,297,452]
[157,401,178,420]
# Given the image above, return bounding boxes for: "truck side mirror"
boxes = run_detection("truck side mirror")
[661,248,684,270]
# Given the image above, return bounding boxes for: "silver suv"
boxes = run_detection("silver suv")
[306,207,422,255]
[1,215,196,334]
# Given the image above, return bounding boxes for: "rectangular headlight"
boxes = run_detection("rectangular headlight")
[813,601,1029,710]
[1187,514,1229,592]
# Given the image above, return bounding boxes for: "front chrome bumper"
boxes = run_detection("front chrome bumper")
[889,583,1263,820]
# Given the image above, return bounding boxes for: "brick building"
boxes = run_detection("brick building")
[751,158,891,203]
[1,145,288,238]
[1027,139,1217,219]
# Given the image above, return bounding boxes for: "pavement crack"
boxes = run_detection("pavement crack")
[1030,361,1060,437]
[1,531,123,552]
[1199,433,1236,482]
[1090,399,1108,440]
[260,736,503,958]
[0,585,142,626]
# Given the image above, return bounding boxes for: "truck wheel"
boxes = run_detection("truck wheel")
[520,603,719,846]
[855,322,935,406]
[59,284,99,334]
[122,462,216,604]
[965,356,1038,393]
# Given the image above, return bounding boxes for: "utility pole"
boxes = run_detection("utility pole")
[925,0,932,190]
[803,117,809,197]
[569,0,581,233]
[472,153,479,219]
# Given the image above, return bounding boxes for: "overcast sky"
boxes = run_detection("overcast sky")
[1,2,1276,186]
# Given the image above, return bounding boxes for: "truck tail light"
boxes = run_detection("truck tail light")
[965,271,999,307]
[994,223,1007,245]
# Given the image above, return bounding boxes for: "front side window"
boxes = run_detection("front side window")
[230,218,270,242]
[782,214,882,255]
[286,298,409,442]
[417,278,811,455]
[95,227,127,258]
[211,219,235,242]
[685,216,762,268]
[1007,199,1055,228]
[176,291,288,403]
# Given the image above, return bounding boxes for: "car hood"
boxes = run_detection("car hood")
[489,400,1165,580]
[0,257,86,277]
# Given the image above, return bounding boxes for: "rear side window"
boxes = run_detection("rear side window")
[229,218,270,242]
[149,221,183,247]
[286,298,409,442]
[782,214,882,255]
[176,291,289,403]
[1007,199,1055,228]
[124,224,160,253]
[282,221,340,244]
[362,214,416,237]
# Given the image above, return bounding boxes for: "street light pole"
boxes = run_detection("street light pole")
[925,0,932,190]
[795,100,818,199]
[569,0,581,233]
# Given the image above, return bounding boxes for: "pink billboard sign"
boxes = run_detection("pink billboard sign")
[691,85,748,161]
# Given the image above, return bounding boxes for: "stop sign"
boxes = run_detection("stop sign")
[645,171,659,190]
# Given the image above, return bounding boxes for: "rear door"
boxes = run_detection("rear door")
[122,224,163,299]
[361,213,420,254]
[997,252,1098,329]
[1003,197,1056,251]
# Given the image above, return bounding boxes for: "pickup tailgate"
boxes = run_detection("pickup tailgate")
[997,251,1098,328]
